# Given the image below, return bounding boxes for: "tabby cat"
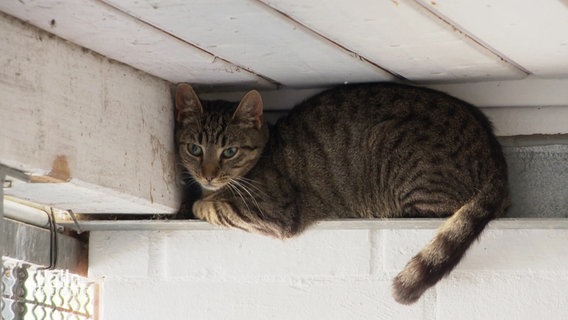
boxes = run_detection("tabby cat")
[174,82,509,304]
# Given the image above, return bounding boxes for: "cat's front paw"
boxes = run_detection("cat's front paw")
[192,199,279,237]
[193,199,237,228]
[193,200,218,225]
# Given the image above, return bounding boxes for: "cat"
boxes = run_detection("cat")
[174,82,509,305]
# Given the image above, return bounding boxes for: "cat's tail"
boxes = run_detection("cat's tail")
[391,174,509,304]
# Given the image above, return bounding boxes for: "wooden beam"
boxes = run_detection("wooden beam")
[0,13,179,214]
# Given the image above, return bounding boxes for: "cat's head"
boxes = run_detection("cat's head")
[175,83,269,192]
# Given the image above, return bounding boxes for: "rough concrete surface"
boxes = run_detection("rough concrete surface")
[504,143,568,218]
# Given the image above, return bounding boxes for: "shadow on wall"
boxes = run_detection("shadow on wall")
[503,143,568,218]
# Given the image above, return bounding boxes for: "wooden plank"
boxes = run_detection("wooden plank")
[103,0,395,87]
[204,77,568,109]
[0,1,271,88]
[427,77,568,107]
[419,0,568,77]
[261,0,526,81]
[201,77,568,135]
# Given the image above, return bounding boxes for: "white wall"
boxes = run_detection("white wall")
[89,224,568,320]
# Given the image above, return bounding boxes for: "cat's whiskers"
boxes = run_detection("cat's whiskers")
[178,173,199,188]
[232,178,264,202]
[184,179,199,188]
[234,177,269,199]
[225,182,254,217]
[228,182,260,220]
[175,161,201,187]
[229,178,266,219]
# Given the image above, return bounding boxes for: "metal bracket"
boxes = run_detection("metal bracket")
[42,207,58,270]
[67,210,83,234]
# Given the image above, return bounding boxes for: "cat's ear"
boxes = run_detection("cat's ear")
[232,90,264,129]
[175,83,203,123]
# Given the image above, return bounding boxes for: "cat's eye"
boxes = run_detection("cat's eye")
[187,143,203,157]
[222,147,238,159]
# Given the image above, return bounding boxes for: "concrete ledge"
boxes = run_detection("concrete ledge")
[59,218,568,232]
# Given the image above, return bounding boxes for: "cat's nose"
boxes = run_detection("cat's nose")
[202,162,219,183]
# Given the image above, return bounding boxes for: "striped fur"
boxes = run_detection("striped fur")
[175,83,509,304]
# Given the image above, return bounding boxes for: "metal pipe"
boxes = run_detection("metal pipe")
[3,198,50,228]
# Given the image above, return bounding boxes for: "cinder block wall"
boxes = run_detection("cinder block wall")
[89,226,568,320]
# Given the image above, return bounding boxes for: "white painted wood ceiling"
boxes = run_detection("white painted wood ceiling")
[2,0,568,90]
